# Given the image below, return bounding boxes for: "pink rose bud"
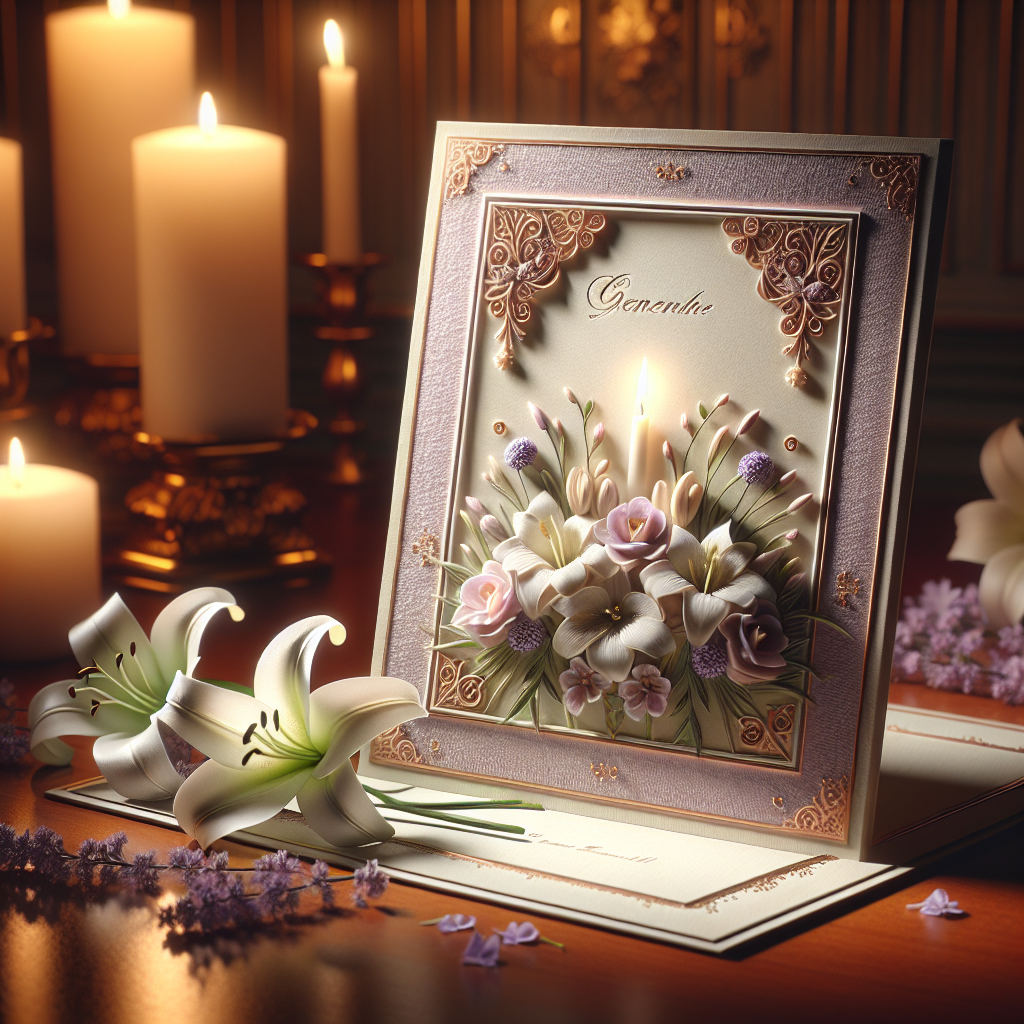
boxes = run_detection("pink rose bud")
[713,393,729,410]
[680,413,693,436]
[736,409,760,436]
[563,387,578,405]
[594,458,610,477]
[592,422,605,448]
[528,402,549,431]
[786,493,813,513]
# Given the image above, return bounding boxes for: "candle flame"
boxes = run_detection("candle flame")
[8,437,24,486]
[108,0,130,19]
[199,92,217,135]
[635,358,648,416]
[324,20,345,67]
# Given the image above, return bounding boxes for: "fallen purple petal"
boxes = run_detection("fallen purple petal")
[438,913,477,933]
[462,930,501,967]
[906,888,967,917]
[495,920,540,945]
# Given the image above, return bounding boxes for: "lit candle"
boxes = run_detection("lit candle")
[627,358,650,500]
[319,20,361,265]
[132,93,289,442]
[0,138,26,339]
[0,439,101,662]
[46,0,194,356]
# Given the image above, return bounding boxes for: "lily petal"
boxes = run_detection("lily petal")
[149,586,240,681]
[715,572,775,606]
[92,719,185,801]
[701,522,735,557]
[639,560,692,600]
[512,566,558,619]
[297,761,395,846]
[682,590,730,647]
[172,758,313,848]
[310,676,426,779]
[948,499,1024,564]
[253,616,344,740]
[587,633,634,681]
[553,614,610,660]
[28,679,149,766]
[980,418,1024,508]
[978,543,1024,628]
[714,541,756,583]
[616,615,676,658]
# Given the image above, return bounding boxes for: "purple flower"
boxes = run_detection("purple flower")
[253,849,303,916]
[352,858,389,907]
[718,600,789,685]
[311,860,335,907]
[504,437,539,471]
[462,930,501,967]
[122,851,160,893]
[507,614,548,653]
[438,913,477,933]
[558,657,612,716]
[737,451,775,485]
[618,663,671,721]
[167,845,206,877]
[0,724,30,764]
[495,920,540,945]
[594,497,671,567]
[691,641,728,679]
[906,888,967,917]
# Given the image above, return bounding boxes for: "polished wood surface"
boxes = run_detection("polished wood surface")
[1,483,1022,1024]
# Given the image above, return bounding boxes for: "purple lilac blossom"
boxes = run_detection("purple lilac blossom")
[462,930,501,967]
[737,451,775,485]
[906,888,966,917]
[691,641,729,679]
[253,850,303,916]
[0,724,30,764]
[507,615,548,653]
[351,858,389,907]
[438,913,477,933]
[504,437,539,471]
[495,921,540,945]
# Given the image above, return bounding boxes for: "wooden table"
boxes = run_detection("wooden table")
[1,481,1021,1024]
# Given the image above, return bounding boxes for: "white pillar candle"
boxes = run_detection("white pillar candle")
[133,94,289,442]
[46,0,194,356]
[626,358,650,500]
[0,439,101,662]
[0,138,26,338]
[319,20,361,265]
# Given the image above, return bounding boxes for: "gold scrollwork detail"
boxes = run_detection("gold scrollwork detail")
[782,776,849,840]
[485,205,607,370]
[411,529,439,568]
[849,154,920,221]
[370,724,425,765]
[433,652,486,711]
[723,217,848,388]
[590,762,619,782]
[655,161,688,181]
[444,139,506,201]
[836,571,861,608]
[737,703,795,758]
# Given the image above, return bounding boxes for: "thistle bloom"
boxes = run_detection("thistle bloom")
[156,615,425,849]
[504,437,538,471]
[28,588,242,801]
[948,419,1024,627]
[639,523,775,647]
[558,657,612,715]
[493,492,616,618]
[507,615,548,653]
[618,663,671,720]
[553,572,674,682]
[737,451,775,485]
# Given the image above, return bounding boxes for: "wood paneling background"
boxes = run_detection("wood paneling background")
[1,0,1021,494]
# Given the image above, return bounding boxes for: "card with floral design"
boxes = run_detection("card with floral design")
[367,124,953,859]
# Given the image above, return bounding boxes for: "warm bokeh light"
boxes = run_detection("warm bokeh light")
[324,19,345,68]
[107,0,130,19]
[8,437,24,485]
[635,357,648,415]
[199,92,217,135]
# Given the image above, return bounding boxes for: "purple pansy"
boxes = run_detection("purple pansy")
[618,663,671,720]
[438,913,477,933]
[462,930,501,967]
[558,657,613,716]
[495,921,540,945]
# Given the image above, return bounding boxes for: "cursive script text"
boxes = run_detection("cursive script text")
[587,274,714,319]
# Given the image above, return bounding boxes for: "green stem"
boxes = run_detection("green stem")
[363,785,530,835]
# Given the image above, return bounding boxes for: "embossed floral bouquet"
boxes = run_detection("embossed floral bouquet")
[434,388,833,760]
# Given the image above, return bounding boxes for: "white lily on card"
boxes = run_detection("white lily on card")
[28,588,243,801]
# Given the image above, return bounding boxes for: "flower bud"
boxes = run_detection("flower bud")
[594,458,610,478]
[680,413,693,437]
[528,401,549,431]
[713,393,729,410]
[662,439,675,469]
[596,476,620,517]
[786,492,813,513]
[708,426,730,465]
[563,387,578,405]
[480,515,508,544]
[465,495,485,516]
[592,422,605,449]
[736,409,760,436]
[670,471,702,527]
[566,466,594,516]
[460,543,476,563]
[785,528,799,541]
[777,469,797,489]
[651,479,671,520]
[552,417,565,439]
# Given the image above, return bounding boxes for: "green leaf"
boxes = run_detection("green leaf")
[791,612,853,640]
[698,401,708,419]
[583,398,594,418]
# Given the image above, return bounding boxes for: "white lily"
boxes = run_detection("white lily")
[493,492,616,618]
[28,588,242,801]
[639,523,775,647]
[157,615,426,850]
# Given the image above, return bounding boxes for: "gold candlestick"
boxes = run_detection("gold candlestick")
[0,318,51,431]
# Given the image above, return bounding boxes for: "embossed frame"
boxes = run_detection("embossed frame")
[366,123,952,862]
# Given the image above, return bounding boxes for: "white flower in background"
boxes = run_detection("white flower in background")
[493,492,616,618]
[553,571,675,682]
[948,419,1024,628]
[28,588,242,801]
[157,615,426,849]
[639,523,775,647]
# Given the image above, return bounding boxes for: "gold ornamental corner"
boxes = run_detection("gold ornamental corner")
[723,216,848,388]
[849,154,920,221]
[782,776,850,841]
[484,205,607,370]
[370,724,425,765]
[432,652,486,712]
[444,139,506,201]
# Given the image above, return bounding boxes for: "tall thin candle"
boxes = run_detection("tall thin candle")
[627,358,650,500]
[0,138,26,338]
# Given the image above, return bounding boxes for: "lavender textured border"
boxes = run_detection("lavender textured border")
[369,125,949,857]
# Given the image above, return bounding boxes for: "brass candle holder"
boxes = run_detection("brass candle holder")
[108,409,331,593]
[298,252,384,485]
[0,318,52,432]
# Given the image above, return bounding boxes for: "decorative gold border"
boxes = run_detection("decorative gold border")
[432,653,487,712]
[444,139,506,200]
[782,776,850,839]
[849,154,920,220]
